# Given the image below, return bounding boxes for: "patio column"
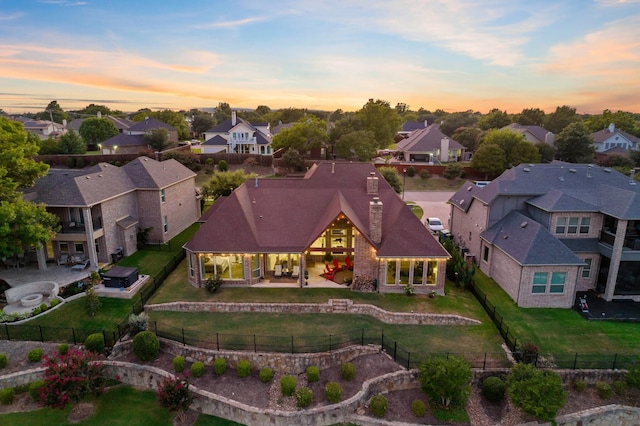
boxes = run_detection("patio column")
[605,219,627,301]
[83,208,99,270]
[35,244,47,271]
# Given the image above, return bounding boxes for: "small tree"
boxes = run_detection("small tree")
[157,375,194,422]
[144,128,171,151]
[378,167,402,193]
[419,355,471,407]
[442,163,464,184]
[506,363,567,422]
[85,285,101,316]
[282,148,305,171]
[39,349,107,409]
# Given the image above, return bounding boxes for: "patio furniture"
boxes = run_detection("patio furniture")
[332,258,341,272]
[345,256,353,270]
[274,264,283,278]
[324,264,334,281]
[71,259,90,271]
[57,254,69,266]
[291,265,300,278]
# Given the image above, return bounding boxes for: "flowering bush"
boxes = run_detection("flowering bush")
[39,349,107,409]
[157,375,194,417]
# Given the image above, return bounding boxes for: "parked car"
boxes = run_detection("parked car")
[425,217,444,233]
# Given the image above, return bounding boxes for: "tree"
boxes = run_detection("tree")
[282,148,305,171]
[132,110,190,140]
[477,109,512,130]
[377,167,402,193]
[191,113,215,136]
[419,356,471,407]
[334,130,377,161]
[471,144,507,179]
[144,128,171,151]
[510,140,541,165]
[543,105,579,134]
[514,108,546,126]
[35,100,68,124]
[442,163,464,183]
[276,107,306,124]
[439,111,478,136]
[79,118,118,148]
[38,137,59,155]
[584,109,640,136]
[213,102,232,124]
[0,117,58,258]
[73,103,124,118]
[157,375,194,421]
[482,129,538,166]
[271,116,328,153]
[57,131,87,154]
[328,108,345,122]
[85,284,101,316]
[536,142,556,163]
[507,363,567,421]
[554,121,596,163]
[354,99,402,149]
[452,127,484,152]
[202,170,256,199]
[255,105,272,117]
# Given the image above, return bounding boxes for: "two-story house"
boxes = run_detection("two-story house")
[22,157,199,271]
[449,162,640,308]
[184,163,449,293]
[592,123,640,153]
[201,111,272,155]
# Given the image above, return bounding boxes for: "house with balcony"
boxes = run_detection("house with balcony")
[184,163,449,293]
[201,111,272,155]
[449,162,640,308]
[22,157,199,271]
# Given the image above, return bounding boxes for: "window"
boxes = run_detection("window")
[252,254,261,278]
[483,246,489,262]
[580,217,591,234]
[163,216,168,233]
[59,242,69,253]
[555,217,566,234]
[532,272,547,293]
[74,242,84,253]
[550,272,566,293]
[581,258,592,278]
[468,231,472,242]
[188,253,195,278]
[160,189,166,203]
[567,217,579,234]
[399,260,410,285]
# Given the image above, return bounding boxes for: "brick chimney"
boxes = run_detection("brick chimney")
[369,197,383,244]
[367,172,378,195]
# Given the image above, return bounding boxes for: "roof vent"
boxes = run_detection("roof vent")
[559,176,564,181]
[523,167,530,172]
[604,168,612,173]
[569,168,576,173]
[85,176,90,179]
[459,199,464,205]
[503,235,509,239]
[520,221,528,228]
[254,177,259,188]
[467,186,473,191]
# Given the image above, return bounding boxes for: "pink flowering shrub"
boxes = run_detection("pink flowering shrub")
[157,375,194,416]
[39,349,107,409]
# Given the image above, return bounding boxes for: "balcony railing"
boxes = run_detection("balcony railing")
[57,217,103,234]
[600,230,640,250]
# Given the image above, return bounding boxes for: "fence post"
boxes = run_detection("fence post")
[381,330,384,349]
[4,324,8,341]
[329,335,332,352]
[612,353,618,370]
[291,336,294,354]
[407,351,411,369]
[253,335,256,352]
[393,341,397,361]
[181,328,185,345]
[39,325,44,342]
[216,333,219,351]
[573,352,578,370]
[483,352,487,370]
[117,324,121,341]
[72,328,77,345]
[154,321,158,335]
[361,328,364,346]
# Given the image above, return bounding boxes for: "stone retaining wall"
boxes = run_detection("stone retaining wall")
[145,299,481,326]
[556,405,640,426]
[0,368,44,389]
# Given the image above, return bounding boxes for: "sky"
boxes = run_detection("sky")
[1,0,640,115]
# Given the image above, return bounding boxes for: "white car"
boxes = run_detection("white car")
[426,217,444,233]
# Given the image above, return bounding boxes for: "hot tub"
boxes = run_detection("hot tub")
[102,266,139,288]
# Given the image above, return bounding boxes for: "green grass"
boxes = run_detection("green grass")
[405,201,423,219]
[404,175,465,191]
[28,297,133,330]
[473,271,640,355]
[430,402,470,423]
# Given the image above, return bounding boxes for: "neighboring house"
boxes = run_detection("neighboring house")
[127,117,179,144]
[396,124,464,163]
[22,120,67,140]
[396,120,429,139]
[100,133,147,154]
[22,157,199,271]
[501,123,555,146]
[67,115,134,135]
[184,163,449,293]
[449,162,640,308]
[202,111,272,155]
[592,123,640,153]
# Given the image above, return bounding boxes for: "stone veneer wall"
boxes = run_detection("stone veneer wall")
[145,299,481,326]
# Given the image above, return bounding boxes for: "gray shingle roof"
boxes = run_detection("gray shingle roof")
[128,117,175,132]
[102,133,145,147]
[396,124,463,152]
[502,123,551,143]
[202,135,228,146]
[592,127,640,144]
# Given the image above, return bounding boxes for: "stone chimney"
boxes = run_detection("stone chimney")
[367,172,379,195]
[232,111,237,126]
[440,137,450,162]
[369,197,383,244]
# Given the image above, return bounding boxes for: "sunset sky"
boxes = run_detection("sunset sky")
[1,0,639,115]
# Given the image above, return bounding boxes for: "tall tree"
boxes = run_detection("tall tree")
[543,105,579,134]
[255,105,272,117]
[584,109,640,137]
[213,102,232,124]
[471,143,507,179]
[439,111,478,136]
[354,99,402,149]
[536,142,556,163]
[453,127,484,152]
[57,131,86,154]
[35,100,68,124]
[377,167,402,193]
[334,130,377,161]
[482,129,535,166]
[271,116,328,153]
[554,121,596,163]
[477,109,512,130]
[202,170,256,199]
[191,113,215,136]
[515,108,546,126]
[0,117,58,257]
[144,128,171,151]
[79,118,118,148]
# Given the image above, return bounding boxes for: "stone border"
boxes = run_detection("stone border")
[145,299,481,326]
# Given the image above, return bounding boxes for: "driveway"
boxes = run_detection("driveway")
[404,191,455,230]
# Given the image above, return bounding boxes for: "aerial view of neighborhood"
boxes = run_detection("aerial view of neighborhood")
[0,1,639,425]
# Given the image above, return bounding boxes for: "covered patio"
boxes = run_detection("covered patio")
[575,291,640,322]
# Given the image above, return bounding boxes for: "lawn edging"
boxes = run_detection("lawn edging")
[145,299,481,326]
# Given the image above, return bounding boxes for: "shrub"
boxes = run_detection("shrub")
[306,365,320,383]
[325,381,342,403]
[259,367,273,383]
[482,376,506,402]
[50,298,60,307]
[571,378,587,392]
[85,333,105,354]
[173,356,185,373]
[218,160,228,171]
[205,275,223,293]
[85,284,101,316]
[213,358,226,376]
[66,157,75,168]
[369,395,388,417]
[419,355,471,407]
[280,375,296,396]
[205,158,214,167]
[76,157,85,168]
[0,387,15,405]
[520,341,539,364]
[0,354,7,369]
[613,380,627,395]
[340,362,356,381]
[128,312,149,334]
[419,169,431,180]
[595,381,612,399]
[57,344,69,356]
[407,166,415,177]
[507,364,566,421]
[28,348,43,363]
[411,399,426,417]
[626,362,640,389]
[157,375,194,416]
[191,361,205,378]
[32,307,42,316]
[39,303,48,312]
[132,331,160,362]
[29,380,46,402]
[237,359,251,378]
[296,387,313,408]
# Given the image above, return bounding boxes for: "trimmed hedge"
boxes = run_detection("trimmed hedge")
[339,362,356,381]
[237,359,251,378]
[325,381,342,403]
[280,375,296,396]
[306,365,320,383]
[0,354,7,369]
[58,344,69,355]
[296,387,313,408]
[191,361,205,378]
[27,348,43,363]
[482,376,506,402]
[85,333,105,354]
[213,358,226,376]
[0,387,15,405]
[132,331,159,362]
[173,356,185,373]
[259,367,273,383]
[369,395,388,417]
[412,399,426,417]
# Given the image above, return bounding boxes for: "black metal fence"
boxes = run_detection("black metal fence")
[468,280,520,352]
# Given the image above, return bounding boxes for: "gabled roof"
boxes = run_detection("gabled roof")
[592,126,640,144]
[396,124,463,152]
[255,130,271,145]
[185,163,449,258]
[481,210,584,266]
[449,181,482,213]
[502,123,551,143]
[128,117,175,132]
[123,157,196,189]
[401,121,429,132]
[202,135,228,146]
[206,117,253,133]
[102,133,145,147]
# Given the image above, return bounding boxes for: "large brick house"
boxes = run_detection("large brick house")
[449,162,640,308]
[184,163,449,293]
[201,111,272,155]
[23,157,199,270]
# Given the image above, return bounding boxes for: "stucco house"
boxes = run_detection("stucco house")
[184,163,449,293]
[449,162,640,308]
[22,157,199,271]
[201,111,272,155]
[395,124,464,163]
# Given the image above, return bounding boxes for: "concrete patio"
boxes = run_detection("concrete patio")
[0,262,95,288]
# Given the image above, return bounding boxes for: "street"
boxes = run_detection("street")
[403,191,455,230]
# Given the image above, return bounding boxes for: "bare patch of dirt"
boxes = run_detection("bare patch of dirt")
[67,402,95,423]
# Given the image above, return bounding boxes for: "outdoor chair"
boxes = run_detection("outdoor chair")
[332,258,341,272]
[291,265,300,278]
[324,264,334,281]
[71,259,90,271]
[274,264,283,278]
[57,253,69,266]
[345,256,353,270]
